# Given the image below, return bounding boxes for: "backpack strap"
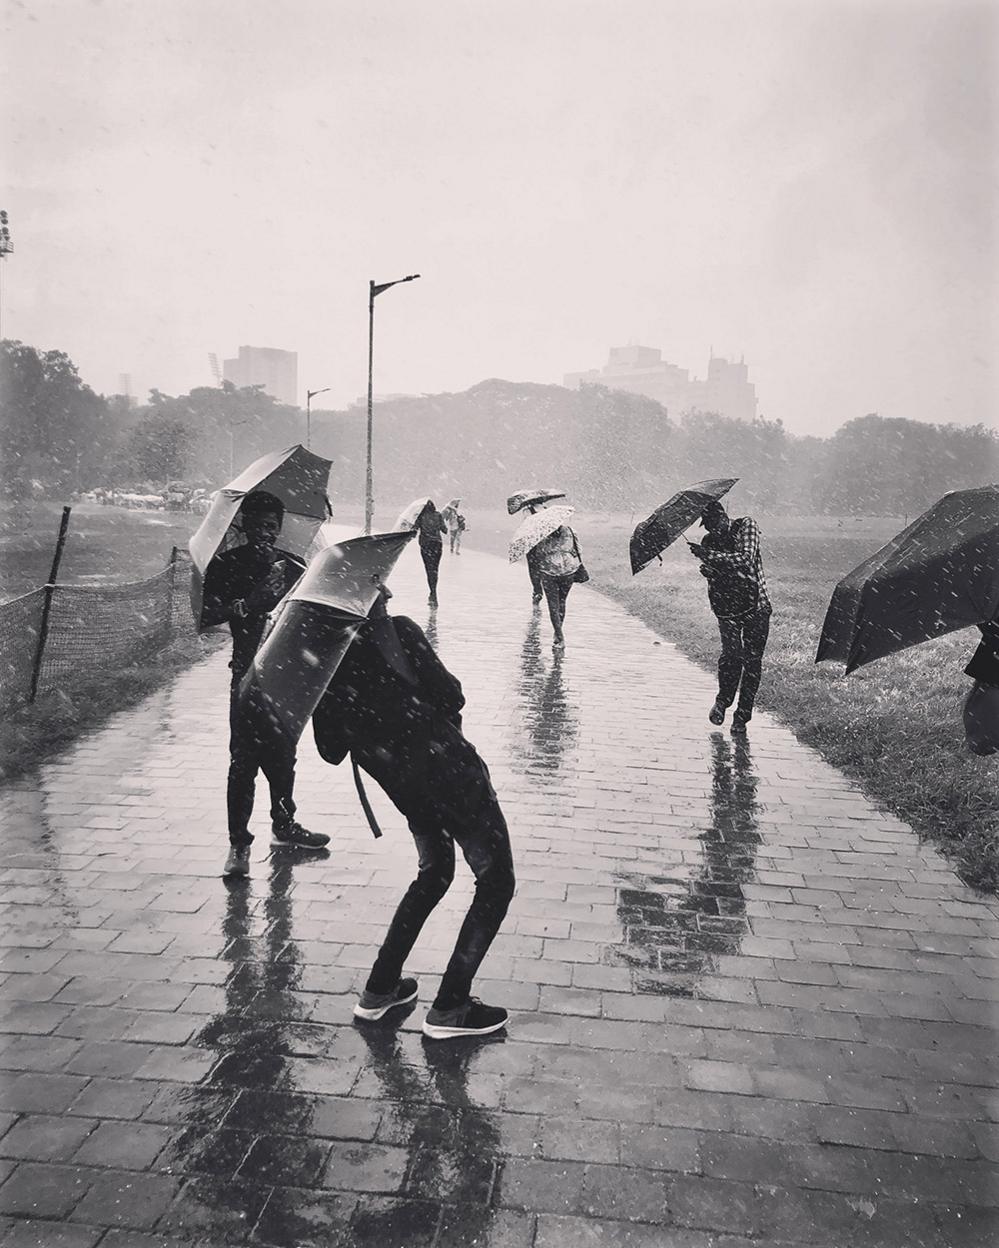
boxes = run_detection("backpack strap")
[352,756,383,839]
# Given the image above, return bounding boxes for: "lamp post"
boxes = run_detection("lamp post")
[366,273,420,534]
[0,209,13,341]
[306,387,330,451]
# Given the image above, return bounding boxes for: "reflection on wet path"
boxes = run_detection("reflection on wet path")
[509,611,578,775]
[614,733,760,996]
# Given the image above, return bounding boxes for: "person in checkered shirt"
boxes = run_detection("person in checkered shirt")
[689,500,772,733]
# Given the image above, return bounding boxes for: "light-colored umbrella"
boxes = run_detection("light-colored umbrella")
[394,498,434,530]
[509,504,575,563]
[188,444,332,630]
[237,531,415,746]
[507,488,566,516]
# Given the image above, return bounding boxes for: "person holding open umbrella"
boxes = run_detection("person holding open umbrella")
[689,500,772,732]
[511,502,587,650]
[312,581,516,1039]
[201,490,330,876]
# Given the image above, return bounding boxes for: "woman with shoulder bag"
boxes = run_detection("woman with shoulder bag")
[532,521,588,650]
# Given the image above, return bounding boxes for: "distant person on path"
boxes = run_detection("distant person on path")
[448,511,466,555]
[415,500,447,606]
[313,582,515,1039]
[689,500,772,733]
[963,616,999,756]
[532,517,586,650]
[201,490,330,877]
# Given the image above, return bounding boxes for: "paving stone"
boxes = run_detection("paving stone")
[0,1222,105,1247]
[71,1120,172,1169]
[252,1186,357,1247]
[68,1168,179,1228]
[0,1163,92,1218]
[0,1115,96,1163]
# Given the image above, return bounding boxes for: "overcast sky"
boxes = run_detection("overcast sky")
[3,0,996,434]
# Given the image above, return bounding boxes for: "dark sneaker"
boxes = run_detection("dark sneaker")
[422,998,508,1040]
[708,700,726,725]
[353,977,419,1021]
[271,821,330,849]
[731,711,751,733]
[222,846,251,878]
[532,593,543,605]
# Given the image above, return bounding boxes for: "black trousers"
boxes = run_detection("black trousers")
[541,572,573,636]
[715,608,771,715]
[420,541,443,594]
[359,729,515,1011]
[227,679,296,846]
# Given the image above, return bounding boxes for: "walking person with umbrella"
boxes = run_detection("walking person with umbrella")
[414,500,447,606]
[690,500,772,732]
[200,490,331,876]
[510,501,587,651]
[508,489,567,606]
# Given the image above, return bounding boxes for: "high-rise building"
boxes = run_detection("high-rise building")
[564,345,757,422]
[223,346,298,406]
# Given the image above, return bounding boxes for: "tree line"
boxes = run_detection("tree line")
[1,339,995,516]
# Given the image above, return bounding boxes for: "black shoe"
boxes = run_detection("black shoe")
[353,977,419,1021]
[222,845,251,878]
[708,700,726,726]
[731,710,751,733]
[271,820,330,849]
[422,998,508,1040]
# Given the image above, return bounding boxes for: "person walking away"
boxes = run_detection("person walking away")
[963,615,999,756]
[313,582,515,1039]
[688,499,772,733]
[532,519,585,650]
[449,511,466,555]
[201,490,330,877]
[415,500,447,606]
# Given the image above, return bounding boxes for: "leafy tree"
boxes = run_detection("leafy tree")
[121,413,197,483]
[0,340,117,498]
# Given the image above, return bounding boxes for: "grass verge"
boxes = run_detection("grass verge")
[461,508,999,893]
[0,633,223,785]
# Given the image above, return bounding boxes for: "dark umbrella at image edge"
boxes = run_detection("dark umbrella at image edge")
[816,484,999,674]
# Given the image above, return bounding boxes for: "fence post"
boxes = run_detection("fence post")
[29,505,72,703]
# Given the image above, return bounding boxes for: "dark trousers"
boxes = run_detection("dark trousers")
[420,541,443,594]
[361,736,516,1011]
[227,680,296,846]
[716,608,771,714]
[541,573,573,638]
[527,554,543,600]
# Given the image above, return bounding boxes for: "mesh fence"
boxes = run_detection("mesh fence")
[0,550,195,718]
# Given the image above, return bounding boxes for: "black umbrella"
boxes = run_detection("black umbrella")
[816,485,999,674]
[630,478,738,574]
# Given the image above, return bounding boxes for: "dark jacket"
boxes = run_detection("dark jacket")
[313,615,465,767]
[416,508,447,547]
[966,620,999,688]
[201,545,306,678]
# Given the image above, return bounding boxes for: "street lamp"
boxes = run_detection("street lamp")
[0,210,13,341]
[366,273,420,534]
[306,387,331,451]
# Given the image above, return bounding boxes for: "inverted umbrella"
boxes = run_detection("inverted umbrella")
[509,504,575,563]
[394,498,433,530]
[816,484,999,674]
[237,531,415,748]
[630,478,738,575]
[507,488,567,516]
[188,444,332,630]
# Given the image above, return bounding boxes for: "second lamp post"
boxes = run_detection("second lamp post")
[366,273,420,534]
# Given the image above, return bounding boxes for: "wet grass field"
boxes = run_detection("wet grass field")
[0,500,195,602]
[459,509,998,892]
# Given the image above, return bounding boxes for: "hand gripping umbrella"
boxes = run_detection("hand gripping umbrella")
[507,488,567,516]
[236,531,415,752]
[509,504,575,563]
[188,444,333,630]
[630,478,738,574]
[816,484,999,674]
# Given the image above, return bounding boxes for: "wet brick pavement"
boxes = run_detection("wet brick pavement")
[1,541,997,1247]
